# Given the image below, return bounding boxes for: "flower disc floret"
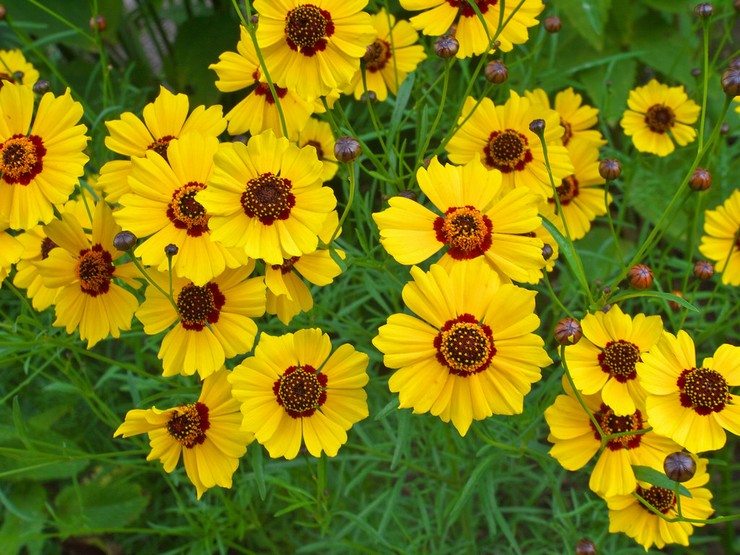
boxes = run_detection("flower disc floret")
[434,314,495,376]
[636,485,676,514]
[364,39,392,71]
[599,339,640,382]
[645,105,676,134]
[241,173,296,225]
[0,134,46,185]
[167,402,210,448]
[434,206,493,259]
[284,4,335,55]
[176,282,225,331]
[591,404,644,450]
[168,182,209,236]
[274,365,328,417]
[485,129,533,173]
[76,245,114,297]
[678,367,729,415]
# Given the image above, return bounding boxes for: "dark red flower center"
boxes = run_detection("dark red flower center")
[598,339,640,382]
[645,105,675,134]
[548,175,579,207]
[677,367,730,415]
[273,364,328,418]
[445,0,498,18]
[590,403,644,451]
[176,282,225,331]
[254,83,289,105]
[241,172,295,225]
[484,129,532,173]
[147,135,176,161]
[434,313,495,377]
[284,4,335,57]
[166,402,210,448]
[560,117,573,146]
[0,134,46,185]
[305,140,324,160]
[364,39,392,72]
[271,256,300,275]
[434,205,493,260]
[76,244,114,297]
[167,181,209,237]
[40,237,58,260]
[636,485,676,514]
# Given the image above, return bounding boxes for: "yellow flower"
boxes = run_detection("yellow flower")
[373,156,547,283]
[114,133,247,286]
[198,130,337,265]
[446,91,574,198]
[229,328,369,460]
[35,201,140,348]
[297,117,338,182]
[346,9,426,102]
[620,80,700,157]
[400,0,544,58]
[606,457,713,550]
[373,260,551,436]
[98,86,226,202]
[545,380,681,498]
[0,224,23,282]
[209,25,313,138]
[254,0,376,100]
[114,369,253,499]
[0,83,88,230]
[698,189,740,286]
[524,87,606,148]
[638,330,740,453]
[0,49,40,87]
[135,265,266,379]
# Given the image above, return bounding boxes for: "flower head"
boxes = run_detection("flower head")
[698,189,740,285]
[0,49,40,88]
[373,260,551,436]
[297,117,338,182]
[620,80,700,157]
[524,87,606,148]
[114,369,253,499]
[229,328,369,459]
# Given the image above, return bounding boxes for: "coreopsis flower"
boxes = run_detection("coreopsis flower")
[135,265,266,379]
[564,305,663,416]
[209,25,313,138]
[541,140,610,241]
[373,261,552,436]
[98,86,226,202]
[297,117,338,182]
[0,82,88,230]
[544,381,681,498]
[400,0,544,58]
[0,49,40,87]
[114,133,247,286]
[229,328,369,459]
[698,189,740,286]
[373,156,547,283]
[114,369,253,499]
[35,201,139,348]
[198,130,337,265]
[346,9,426,101]
[524,87,606,147]
[606,457,713,550]
[446,91,574,198]
[638,330,740,453]
[253,0,376,100]
[620,80,700,157]
[0,224,22,281]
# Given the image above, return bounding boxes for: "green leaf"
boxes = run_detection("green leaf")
[54,480,149,533]
[0,482,47,555]
[558,0,612,51]
[632,465,692,498]
[540,217,591,298]
[608,290,699,312]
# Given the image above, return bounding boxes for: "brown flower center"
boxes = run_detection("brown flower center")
[147,135,176,161]
[254,83,288,105]
[273,365,327,418]
[445,0,498,18]
[176,282,225,331]
[645,105,675,134]
[271,256,301,275]
[560,117,573,146]
[548,175,579,207]
[678,367,730,415]
[40,237,58,260]
[284,4,335,56]
[305,140,324,160]
[433,205,492,260]
[166,402,210,448]
[434,314,495,377]
[241,172,295,225]
[167,182,209,237]
[364,39,392,72]
[636,485,676,514]
[590,403,644,451]
[0,134,46,185]
[598,339,640,382]
[76,245,114,297]
[484,129,533,173]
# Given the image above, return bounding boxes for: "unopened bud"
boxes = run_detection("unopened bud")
[232,134,248,144]
[575,538,598,555]
[598,158,621,180]
[628,264,653,290]
[664,452,696,482]
[434,35,459,59]
[90,14,108,31]
[544,16,562,33]
[554,317,582,345]
[113,231,137,251]
[691,67,701,78]
[397,190,418,201]
[721,67,740,97]
[33,79,50,95]
[529,119,546,135]
[0,5,6,20]
[334,136,362,163]
[164,243,179,257]
[693,260,714,280]
[694,2,713,17]
[542,243,554,261]
[721,122,730,135]
[689,167,711,191]
[485,60,508,84]
[668,291,684,312]
[360,90,377,104]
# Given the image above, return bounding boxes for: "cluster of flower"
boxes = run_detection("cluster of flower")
[1,0,739,549]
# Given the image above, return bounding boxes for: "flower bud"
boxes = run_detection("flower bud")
[484,60,508,85]
[0,5,6,20]
[397,190,418,201]
[736,0,740,11]
[334,136,362,163]
[575,538,598,555]
[164,243,179,257]
[663,452,696,482]
[113,231,137,251]
[554,317,582,345]
[721,67,740,97]
[690,67,701,78]
[360,90,377,104]
[693,3,713,17]
[434,35,459,59]
[668,290,684,312]
[542,243,554,261]
[693,260,714,280]
[232,134,248,144]
[529,119,546,135]
[627,264,653,290]
[689,167,711,191]
[544,16,562,33]
[33,79,50,95]
[720,122,730,135]
[90,14,108,31]
[598,158,621,180]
